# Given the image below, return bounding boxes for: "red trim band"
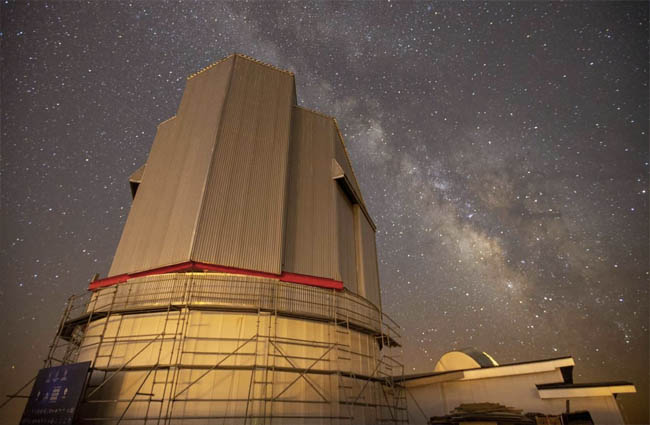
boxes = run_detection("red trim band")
[279,271,342,289]
[88,261,344,291]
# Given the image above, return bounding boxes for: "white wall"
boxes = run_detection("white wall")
[76,309,397,424]
[405,370,626,425]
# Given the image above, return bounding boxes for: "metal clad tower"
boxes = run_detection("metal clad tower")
[44,54,406,424]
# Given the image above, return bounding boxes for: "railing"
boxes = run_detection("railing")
[62,273,401,341]
[38,272,408,424]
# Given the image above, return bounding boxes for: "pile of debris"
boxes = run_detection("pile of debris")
[429,402,535,424]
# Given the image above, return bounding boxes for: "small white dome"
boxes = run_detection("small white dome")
[434,348,499,372]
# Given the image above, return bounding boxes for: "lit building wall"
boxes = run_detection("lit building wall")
[108,54,381,309]
[64,54,403,424]
[404,358,631,425]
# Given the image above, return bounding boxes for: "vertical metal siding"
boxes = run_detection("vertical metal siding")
[109,118,178,275]
[284,109,378,301]
[332,121,380,305]
[109,57,234,275]
[353,205,366,298]
[283,108,338,281]
[333,127,363,207]
[333,123,377,232]
[191,56,295,274]
[336,184,358,294]
[109,53,382,311]
[360,211,382,309]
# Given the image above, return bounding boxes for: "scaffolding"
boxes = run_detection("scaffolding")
[42,272,408,424]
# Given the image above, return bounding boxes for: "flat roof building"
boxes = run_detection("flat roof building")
[402,350,636,425]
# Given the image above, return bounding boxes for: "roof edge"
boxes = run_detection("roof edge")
[399,356,575,385]
[537,382,636,399]
[157,115,176,128]
[293,106,377,230]
[187,53,294,81]
[537,381,634,390]
[332,118,376,230]
[294,105,335,121]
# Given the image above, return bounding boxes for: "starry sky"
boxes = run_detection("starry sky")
[1,1,648,423]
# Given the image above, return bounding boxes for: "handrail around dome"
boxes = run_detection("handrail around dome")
[62,273,401,345]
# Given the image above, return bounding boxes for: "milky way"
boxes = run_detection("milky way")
[1,2,648,423]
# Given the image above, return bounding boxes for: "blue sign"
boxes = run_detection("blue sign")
[20,361,91,425]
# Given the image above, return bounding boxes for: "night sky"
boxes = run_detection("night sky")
[1,1,648,423]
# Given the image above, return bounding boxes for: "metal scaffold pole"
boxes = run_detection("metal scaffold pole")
[31,274,406,424]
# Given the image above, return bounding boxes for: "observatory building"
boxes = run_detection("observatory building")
[39,54,406,424]
[402,349,636,425]
[20,54,637,425]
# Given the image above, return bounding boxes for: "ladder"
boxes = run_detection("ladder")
[134,294,190,424]
[333,291,354,425]
[390,359,409,424]
[260,307,276,422]
[99,287,130,371]
[85,280,190,424]
[159,279,192,425]
[245,307,275,425]
[376,347,408,424]
[84,286,119,400]
[62,321,85,364]
[43,294,76,367]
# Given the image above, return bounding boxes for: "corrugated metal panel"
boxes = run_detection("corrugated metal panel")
[284,107,379,301]
[359,209,382,309]
[191,55,295,274]
[283,107,338,280]
[332,123,362,201]
[109,118,177,274]
[336,184,358,294]
[353,205,366,298]
[297,107,375,227]
[332,121,376,230]
[109,57,234,275]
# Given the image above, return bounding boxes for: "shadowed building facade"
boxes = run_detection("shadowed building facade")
[43,54,405,424]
